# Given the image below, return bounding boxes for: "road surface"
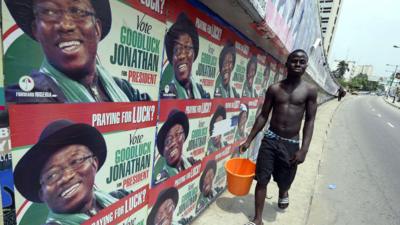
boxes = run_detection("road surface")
[307,96,400,225]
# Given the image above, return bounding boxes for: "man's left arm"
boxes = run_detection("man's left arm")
[293,86,318,164]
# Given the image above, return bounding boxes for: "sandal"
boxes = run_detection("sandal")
[244,222,263,225]
[278,196,289,209]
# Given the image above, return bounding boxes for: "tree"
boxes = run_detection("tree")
[334,60,349,79]
[347,73,381,92]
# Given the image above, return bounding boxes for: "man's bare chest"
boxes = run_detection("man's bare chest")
[275,88,308,106]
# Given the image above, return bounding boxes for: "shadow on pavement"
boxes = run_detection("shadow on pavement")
[215,194,278,222]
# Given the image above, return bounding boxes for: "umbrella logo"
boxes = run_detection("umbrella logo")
[18,76,35,92]
[164,84,170,94]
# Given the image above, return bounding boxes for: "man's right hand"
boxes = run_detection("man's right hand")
[239,141,250,154]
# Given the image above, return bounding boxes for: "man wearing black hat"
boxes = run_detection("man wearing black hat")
[206,105,227,155]
[242,56,258,98]
[13,120,124,225]
[147,187,179,225]
[159,13,210,99]
[5,0,150,103]
[152,110,196,185]
[195,160,216,214]
[214,42,239,98]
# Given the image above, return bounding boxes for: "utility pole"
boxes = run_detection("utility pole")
[386,64,399,102]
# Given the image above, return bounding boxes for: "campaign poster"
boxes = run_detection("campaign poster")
[234,98,258,159]
[245,96,265,161]
[194,154,225,216]
[233,40,252,98]
[270,59,279,84]
[8,102,157,225]
[151,100,211,187]
[147,163,202,225]
[97,0,166,101]
[0,127,16,225]
[257,56,271,97]
[212,146,231,195]
[159,0,223,100]
[215,98,243,144]
[253,51,267,98]
[277,64,286,82]
[243,98,259,135]
[209,98,240,157]
[213,29,242,99]
[2,0,162,103]
[205,100,232,157]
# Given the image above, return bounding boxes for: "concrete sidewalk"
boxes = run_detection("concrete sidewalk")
[192,98,343,225]
[383,96,400,109]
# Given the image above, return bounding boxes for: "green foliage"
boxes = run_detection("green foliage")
[345,73,380,91]
[333,60,349,79]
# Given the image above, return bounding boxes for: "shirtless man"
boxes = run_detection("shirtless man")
[240,49,317,225]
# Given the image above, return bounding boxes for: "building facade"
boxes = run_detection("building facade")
[319,0,344,57]
[353,65,374,78]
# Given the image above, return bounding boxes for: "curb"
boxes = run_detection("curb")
[383,97,400,109]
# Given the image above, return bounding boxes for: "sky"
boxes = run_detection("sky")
[328,0,400,77]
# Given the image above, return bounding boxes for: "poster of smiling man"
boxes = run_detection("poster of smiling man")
[159,1,225,100]
[252,51,268,98]
[148,158,202,225]
[2,0,164,103]
[8,101,157,225]
[152,100,212,186]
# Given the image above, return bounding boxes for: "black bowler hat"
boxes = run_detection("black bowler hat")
[165,12,199,64]
[209,105,226,136]
[157,109,189,156]
[4,0,112,41]
[13,120,107,203]
[199,160,217,193]
[147,187,179,225]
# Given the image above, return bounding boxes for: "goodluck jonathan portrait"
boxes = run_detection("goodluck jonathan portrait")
[5,0,150,103]
[241,55,258,98]
[206,105,227,155]
[214,42,239,98]
[195,160,217,214]
[234,103,249,142]
[147,187,179,225]
[152,110,197,185]
[159,13,210,99]
[13,120,128,225]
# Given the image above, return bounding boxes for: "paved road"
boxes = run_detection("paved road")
[306,96,400,225]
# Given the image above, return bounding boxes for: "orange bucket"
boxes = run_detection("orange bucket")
[225,158,256,196]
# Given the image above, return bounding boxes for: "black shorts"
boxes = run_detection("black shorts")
[255,136,299,190]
